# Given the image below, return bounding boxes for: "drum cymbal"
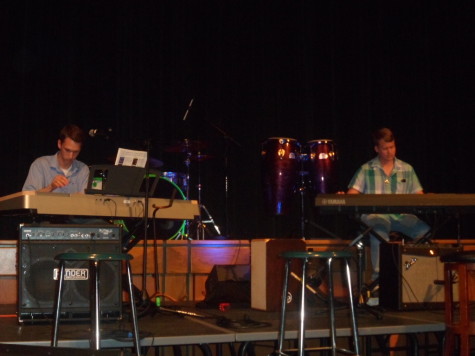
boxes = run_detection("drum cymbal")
[189,154,214,162]
[149,157,164,168]
[165,139,208,153]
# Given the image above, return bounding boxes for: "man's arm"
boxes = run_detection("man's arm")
[37,175,70,193]
[22,160,47,191]
[347,188,361,194]
[23,157,69,193]
[346,166,365,195]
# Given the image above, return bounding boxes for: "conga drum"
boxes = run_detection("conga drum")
[261,137,301,215]
[306,139,337,196]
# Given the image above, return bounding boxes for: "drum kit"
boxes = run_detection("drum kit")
[261,137,338,234]
[158,138,221,240]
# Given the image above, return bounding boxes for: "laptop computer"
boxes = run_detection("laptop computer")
[85,164,160,197]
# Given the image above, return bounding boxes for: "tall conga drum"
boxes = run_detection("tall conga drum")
[306,139,337,196]
[261,137,301,215]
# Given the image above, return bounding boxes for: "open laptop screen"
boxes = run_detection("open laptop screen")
[85,165,160,197]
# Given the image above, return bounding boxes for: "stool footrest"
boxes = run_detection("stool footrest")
[277,346,356,354]
[280,250,353,259]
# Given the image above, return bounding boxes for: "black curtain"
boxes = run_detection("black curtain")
[2,1,475,239]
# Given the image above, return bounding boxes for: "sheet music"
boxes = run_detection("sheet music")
[114,148,147,168]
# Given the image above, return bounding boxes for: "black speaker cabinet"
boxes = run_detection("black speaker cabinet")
[198,265,251,307]
[380,243,461,311]
[18,224,123,323]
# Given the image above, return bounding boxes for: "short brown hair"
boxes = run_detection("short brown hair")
[59,124,86,144]
[372,127,394,146]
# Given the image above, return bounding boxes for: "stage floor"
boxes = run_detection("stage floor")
[0,302,446,355]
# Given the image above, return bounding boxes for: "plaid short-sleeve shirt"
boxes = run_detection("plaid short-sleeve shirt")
[348,157,423,194]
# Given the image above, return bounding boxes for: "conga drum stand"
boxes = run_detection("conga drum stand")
[298,169,309,239]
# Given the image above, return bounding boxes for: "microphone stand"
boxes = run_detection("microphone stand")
[141,139,152,300]
[204,120,242,238]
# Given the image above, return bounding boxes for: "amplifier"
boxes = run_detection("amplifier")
[18,224,123,323]
[20,224,121,240]
[380,243,461,311]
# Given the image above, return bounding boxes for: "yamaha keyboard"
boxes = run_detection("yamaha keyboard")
[0,191,200,220]
[315,193,475,214]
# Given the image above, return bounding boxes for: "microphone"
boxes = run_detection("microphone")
[89,128,112,138]
[182,98,194,121]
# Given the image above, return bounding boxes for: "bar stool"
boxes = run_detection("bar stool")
[440,251,475,356]
[51,253,141,355]
[276,250,360,356]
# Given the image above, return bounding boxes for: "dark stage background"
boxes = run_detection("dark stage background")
[2,2,475,240]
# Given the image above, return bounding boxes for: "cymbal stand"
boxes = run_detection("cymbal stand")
[181,147,221,240]
[173,139,194,240]
[193,174,222,240]
[184,152,191,200]
[181,151,192,239]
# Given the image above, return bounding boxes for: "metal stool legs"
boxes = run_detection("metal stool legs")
[277,251,360,356]
[91,259,101,350]
[52,258,67,348]
[125,258,141,355]
[51,253,141,355]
